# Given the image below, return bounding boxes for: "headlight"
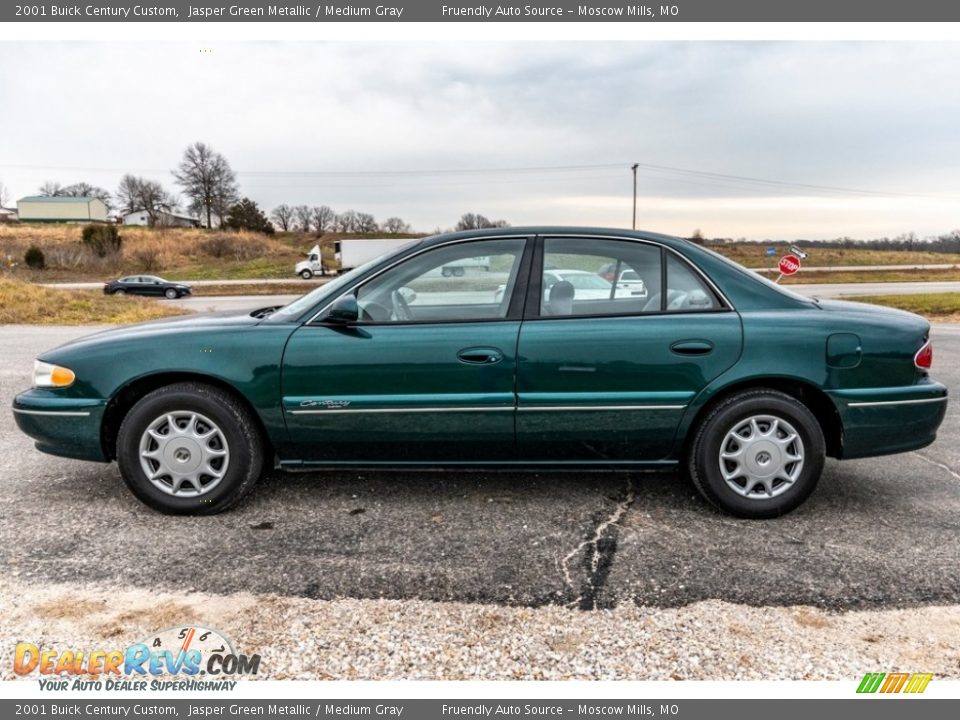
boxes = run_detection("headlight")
[33,360,76,388]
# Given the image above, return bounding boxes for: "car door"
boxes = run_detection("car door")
[126,276,146,295]
[516,235,743,462]
[281,236,532,463]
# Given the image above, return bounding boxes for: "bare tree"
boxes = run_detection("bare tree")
[381,217,411,234]
[334,210,358,233]
[293,205,313,232]
[61,182,113,211]
[355,212,378,233]
[116,174,177,227]
[311,205,335,233]
[38,181,64,197]
[456,213,509,231]
[173,142,238,228]
[270,204,294,231]
[0,181,8,207]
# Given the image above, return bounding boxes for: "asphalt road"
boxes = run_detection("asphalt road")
[1,324,958,611]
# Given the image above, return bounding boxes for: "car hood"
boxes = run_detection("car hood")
[44,308,272,355]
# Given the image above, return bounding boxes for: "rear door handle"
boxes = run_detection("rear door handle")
[457,347,503,365]
[671,340,714,356]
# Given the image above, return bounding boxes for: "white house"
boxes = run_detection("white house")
[17,196,108,223]
[123,210,200,228]
[0,207,17,223]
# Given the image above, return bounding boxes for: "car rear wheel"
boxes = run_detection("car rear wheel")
[116,382,264,514]
[687,389,825,518]
[300,269,313,279]
[164,288,178,299]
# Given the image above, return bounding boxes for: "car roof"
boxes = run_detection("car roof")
[417,226,688,250]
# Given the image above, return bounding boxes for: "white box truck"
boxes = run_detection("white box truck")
[294,238,489,279]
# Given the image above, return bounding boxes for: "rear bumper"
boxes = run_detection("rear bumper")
[829,380,948,459]
[12,389,108,462]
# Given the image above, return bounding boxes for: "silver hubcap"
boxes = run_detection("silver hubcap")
[719,414,804,500]
[139,411,229,497]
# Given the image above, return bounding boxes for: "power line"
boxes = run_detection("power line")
[1,160,955,201]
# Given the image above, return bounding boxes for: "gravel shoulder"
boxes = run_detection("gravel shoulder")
[2,578,958,681]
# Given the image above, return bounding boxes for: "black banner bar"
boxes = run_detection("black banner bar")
[2,699,959,719]
[5,1,960,23]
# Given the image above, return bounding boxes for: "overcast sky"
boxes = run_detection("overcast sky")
[1,41,959,240]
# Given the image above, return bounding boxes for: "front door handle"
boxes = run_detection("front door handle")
[457,347,503,365]
[671,340,714,356]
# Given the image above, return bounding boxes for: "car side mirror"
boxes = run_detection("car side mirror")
[323,294,359,324]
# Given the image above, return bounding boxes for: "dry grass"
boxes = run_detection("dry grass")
[0,278,187,325]
[717,243,957,268]
[855,292,960,321]
[0,224,301,281]
[3,224,959,282]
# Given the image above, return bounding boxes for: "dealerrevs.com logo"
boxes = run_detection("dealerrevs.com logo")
[14,625,261,691]
[857,672,933,694]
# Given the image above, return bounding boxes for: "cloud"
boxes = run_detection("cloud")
[1,41,958,238]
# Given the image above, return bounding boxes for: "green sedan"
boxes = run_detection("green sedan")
[12,228,948,518]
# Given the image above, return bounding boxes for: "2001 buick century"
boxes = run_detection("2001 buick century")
[13,228,948,517]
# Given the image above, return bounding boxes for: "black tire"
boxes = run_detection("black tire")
[116,382,264,515]
[164,288,178,299]
[441,267,452,278]
[687,389,825,519]
[453,267,465,277]
[112,289,126,296]
[300,269,313,279]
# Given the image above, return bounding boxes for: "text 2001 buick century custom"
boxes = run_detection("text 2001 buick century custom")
[13,228,948,517]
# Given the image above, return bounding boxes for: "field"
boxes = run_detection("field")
[0,278,187,324]
[853,293,960,322]
[1,224,958,285]
[715,243,956,268]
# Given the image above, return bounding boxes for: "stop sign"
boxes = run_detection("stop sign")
[778,254,801,276]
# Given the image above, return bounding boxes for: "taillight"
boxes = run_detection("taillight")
[914,339,933,370]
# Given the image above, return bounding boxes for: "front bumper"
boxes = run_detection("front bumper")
[12,389,108,462]
[829,380,948,459]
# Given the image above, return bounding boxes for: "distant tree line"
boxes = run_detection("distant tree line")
[26,144,516,237]
[701,231,960,254]
[268,204,411,235]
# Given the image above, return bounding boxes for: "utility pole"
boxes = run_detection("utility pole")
[631,163,639,229]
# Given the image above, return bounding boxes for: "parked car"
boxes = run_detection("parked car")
[495,269,647,304]
[614,269,647,297]
[16,228,946,518]
[103,275,191,300]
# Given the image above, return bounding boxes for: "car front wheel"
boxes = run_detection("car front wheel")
[164,288,178,299]
[687,389,825,518]
[116,382,264,514]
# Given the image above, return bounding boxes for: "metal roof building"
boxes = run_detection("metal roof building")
[16,195,109,223]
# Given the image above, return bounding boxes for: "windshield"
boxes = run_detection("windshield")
[266,239,420,322]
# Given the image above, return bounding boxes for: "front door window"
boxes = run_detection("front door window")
[355,238,526,323]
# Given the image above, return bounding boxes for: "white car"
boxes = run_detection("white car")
[495,269,648,303]
[544,269,648,299]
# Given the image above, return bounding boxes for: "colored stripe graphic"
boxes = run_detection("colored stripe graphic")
[857,673,885,693]
[857,672,932,694]
[904,674,933,694]
[880,673,909,693]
